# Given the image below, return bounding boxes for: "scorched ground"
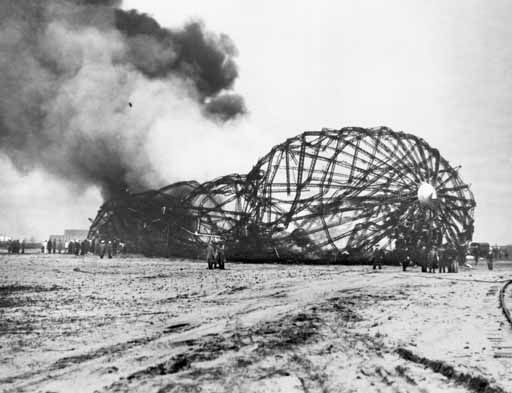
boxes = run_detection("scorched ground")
[1,254,512,393]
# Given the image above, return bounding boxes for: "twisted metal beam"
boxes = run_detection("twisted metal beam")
[88,127,476,261]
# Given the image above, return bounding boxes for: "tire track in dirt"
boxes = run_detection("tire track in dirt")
[97,289,492,393]
[479,282,512,360]
[491,280,512,360]
[0,322,195,386]
[396,348,507,393]
[499,280,512,327]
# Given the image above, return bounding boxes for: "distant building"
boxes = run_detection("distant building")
[63,229,88,242]
[0,234,12,242]
[47,230,88,244]
[49,235,65,244]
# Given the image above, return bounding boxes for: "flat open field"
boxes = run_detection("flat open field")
[1,254,512,393]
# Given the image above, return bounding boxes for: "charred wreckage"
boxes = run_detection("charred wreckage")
[88,127,476,262]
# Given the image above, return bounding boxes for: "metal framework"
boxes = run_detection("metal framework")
[88,127,476,261]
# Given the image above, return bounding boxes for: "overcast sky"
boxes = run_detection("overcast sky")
[1,0,511,243]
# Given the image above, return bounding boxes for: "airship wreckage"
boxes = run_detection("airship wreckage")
[88,127,475,262]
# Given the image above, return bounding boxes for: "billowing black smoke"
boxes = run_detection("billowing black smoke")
[0,0,246,198]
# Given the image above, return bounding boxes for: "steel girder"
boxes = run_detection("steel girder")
[88,127,476,261]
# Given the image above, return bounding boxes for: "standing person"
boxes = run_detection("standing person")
[47,238,52,254]
[12,240,19,254]
[216,240,226,269]
[419,246,428,272]
[106,240,113,259]
[206,240,216,269]
[118,240,125,254]
[447,245,458,273]
[487,249,494,270]
[41,241,46,253]
[99,240,106,259]
[372,247,383,270]
[403,253,411,271]
[427,246,439,273]
[52,239,56,254]
[21,240,25,254]
[438,246,447,273]
[401,247,410,272]
[74,240,80,256]
[57,240,63,254]
[113,239,118,256]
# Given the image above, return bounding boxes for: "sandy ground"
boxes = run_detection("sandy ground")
[1,254,512,393]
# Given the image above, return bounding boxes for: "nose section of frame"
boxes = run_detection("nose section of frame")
[417,182,437,207]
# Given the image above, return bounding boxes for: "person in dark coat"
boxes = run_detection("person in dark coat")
[401,248,410,271]
[206,241,216,269]
[487,249,494,270]
[112,239,118,256]
[106,241,113,258]
[12,240,20,254]
[438,246,448,273]
[52,239,56,254]
[47,238,52,254]
[372,247,383,270]
[99,240,106,259]
[427,246,439,273]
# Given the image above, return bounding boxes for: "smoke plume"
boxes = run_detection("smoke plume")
[0,0,246,199]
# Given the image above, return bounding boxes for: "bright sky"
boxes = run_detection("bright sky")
[2,0,511,243]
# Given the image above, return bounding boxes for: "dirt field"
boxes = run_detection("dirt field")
[1,254,512,393]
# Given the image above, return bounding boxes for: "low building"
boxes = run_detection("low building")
[49,235,65,244]
[63,230,89,242]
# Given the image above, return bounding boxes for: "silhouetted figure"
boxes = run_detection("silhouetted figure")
[11,240,20,254]
[47,238,52,254]
[372,247,383,270]
[106,241,113,258]
[438,246,448,273]
[427,247,439,273]
[99,240,106,259]
[80,239,90,255]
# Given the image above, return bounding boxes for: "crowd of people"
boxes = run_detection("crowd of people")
[6,239,25,254]
[41,238,124,259]
[371,243,497,272]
